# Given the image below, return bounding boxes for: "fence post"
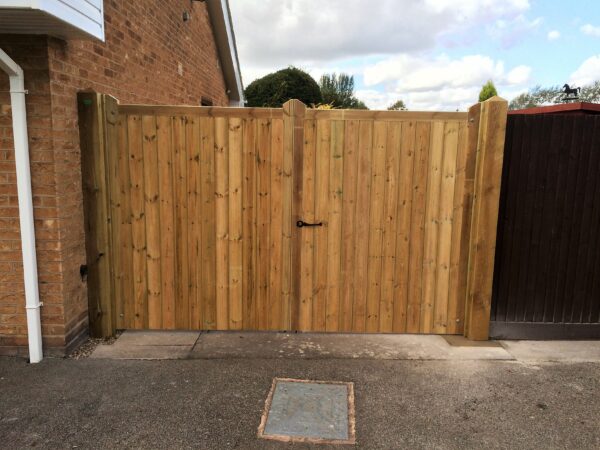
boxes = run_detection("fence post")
[78,91,118,338]
[464,96,508,340]
[283,99,306,331]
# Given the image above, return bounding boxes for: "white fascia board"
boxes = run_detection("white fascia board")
[219,0,244,105]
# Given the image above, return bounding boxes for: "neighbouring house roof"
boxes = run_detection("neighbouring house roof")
[206,0,244,107]
[509,102,600,115]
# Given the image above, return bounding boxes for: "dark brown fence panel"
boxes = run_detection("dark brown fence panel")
[491,113,600,339]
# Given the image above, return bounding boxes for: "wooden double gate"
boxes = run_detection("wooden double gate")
[78,93,507,339]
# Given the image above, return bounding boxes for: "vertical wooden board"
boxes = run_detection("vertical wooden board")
[256,119,271,329]
[406,122,431,333]
[200,117,217,329]
[214,117,229,329]
[312,119,331,331]
[365,121,387,332]
[186,116,201,329]
[172,116,189,329]
[446,121,470,334]
[325,120,345,332]
[421,121,444,333]
[433,121,460,334]
[241,118,257,329]
[288,100,307,331]
[464,98,508,340]
[268,119,284,330]
[352,120,373,332]
[339,120,359,331]
[142,115,162,329]
[379,121,401,332]
[300,120,316,330]
[127,115,148,329]
[156,115,176,329]
[281,117,293,331]
[392,121,416,332]
[116,115,134,329]
[110,115,127,329]
[228,117,243,329]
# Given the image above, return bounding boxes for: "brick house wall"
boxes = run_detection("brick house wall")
[0,0,231,356]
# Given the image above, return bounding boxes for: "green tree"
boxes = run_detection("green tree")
[319,73,368,109]
[244,67,322,107]
[387,99,407,111]
[479,80,498,102]
[509,81,600,110]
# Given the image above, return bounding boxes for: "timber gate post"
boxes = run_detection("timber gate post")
[78,91,119,337]
[464,96,508,340]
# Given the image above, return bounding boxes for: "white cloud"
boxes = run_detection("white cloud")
[581,24,600,37]
[506,65,532,84]
[569,55,600,86]
[547,30,560,41]
[486,14,542,48]
[230,0,531,84]
[361,54,531,110]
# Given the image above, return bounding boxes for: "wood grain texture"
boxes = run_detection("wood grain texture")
[142,115,162,329]
[88,97,491,337]
[464,97,509,340]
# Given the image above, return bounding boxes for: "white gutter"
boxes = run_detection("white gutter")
[0,48,42,363]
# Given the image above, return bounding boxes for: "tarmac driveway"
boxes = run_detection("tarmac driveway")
[1,352,599,449]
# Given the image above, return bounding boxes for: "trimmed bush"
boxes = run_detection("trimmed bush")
[244,67,322,107]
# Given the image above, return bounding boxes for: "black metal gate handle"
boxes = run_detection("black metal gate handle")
[296,220,323,228]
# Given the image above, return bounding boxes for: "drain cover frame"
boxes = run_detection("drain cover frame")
[257,377,356,445]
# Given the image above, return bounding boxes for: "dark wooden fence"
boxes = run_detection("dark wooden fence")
[491,113,600,339]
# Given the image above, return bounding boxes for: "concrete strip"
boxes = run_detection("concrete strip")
[90,344,192,360]
[115,331,200,346]
[501,340,600,362]
[191,332,513,360]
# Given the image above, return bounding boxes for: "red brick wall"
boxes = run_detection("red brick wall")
[0,0,230,356]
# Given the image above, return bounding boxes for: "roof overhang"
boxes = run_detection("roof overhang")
[206,0,244,107]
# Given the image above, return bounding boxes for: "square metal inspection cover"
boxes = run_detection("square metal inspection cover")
[258,378,356,445]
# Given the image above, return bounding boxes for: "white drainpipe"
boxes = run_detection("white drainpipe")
[0,48,43,363]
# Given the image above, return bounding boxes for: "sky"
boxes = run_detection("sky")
[229,0,600,111]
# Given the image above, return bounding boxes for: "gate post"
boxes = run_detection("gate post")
[78,91,119,338]
[464,96,508,340]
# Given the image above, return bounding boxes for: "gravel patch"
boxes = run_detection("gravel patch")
[68,331,121,360]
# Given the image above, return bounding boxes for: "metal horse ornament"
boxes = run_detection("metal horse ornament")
[562,83,580,101]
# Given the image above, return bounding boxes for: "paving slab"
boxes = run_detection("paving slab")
[500,340,600,362]
[91,344,192,360]
[90,330,200,359]
[115,331,200,346]
[191,332,513,360]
